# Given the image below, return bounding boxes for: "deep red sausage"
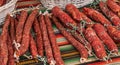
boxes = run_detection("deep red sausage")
[30,34,38,59]
[39,14,55,65]
[83,7,111,25]
[10,16,16,41]
[107,0,120,17]
[84,27,107,60]
[16,10,28,44]
[0,14,11,65]
[52,16,88,63]
[65,4,94,27]
[15,9,38,59]
[52,6,77,27]
[93,23,118,55]
[99,1,120,26]
[33,18,43,57]
[45,15,64,65]
[7,34,15,65]
[106,25,120,43]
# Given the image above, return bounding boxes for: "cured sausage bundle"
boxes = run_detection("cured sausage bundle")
[84,27,107,60]
[52,16,88,63]
[107,0,120,17]
[39,14,55,65]
[99,1,120,26]
[93,23,118,55]
[52,6,77,28]
[65,4,93,27]
[65,4,93,55]
[45,15,64,65]
[106,25,120,43]
[1,0,120,64]
[83,7,111,25]
[33,18,43,57]
[15,9,38,59]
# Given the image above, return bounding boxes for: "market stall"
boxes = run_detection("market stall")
[0,0,120,65]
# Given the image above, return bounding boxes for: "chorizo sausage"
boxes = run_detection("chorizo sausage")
[99,1,120,26]
[52,16,88,63]
[93,23,118,55]
[84,27,107,60]
[39,14,55,65]
[16,10,28,44]
[107,0,120,17]
[45,15,64,65]
[29,34,38,59]
[33,18,43,57]
[83,7,111,25]
[15,9,38,59]
[0,14,11,65]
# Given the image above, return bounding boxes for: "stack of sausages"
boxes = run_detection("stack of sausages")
[0,0,120,65]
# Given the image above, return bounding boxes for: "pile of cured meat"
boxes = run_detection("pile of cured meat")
[1,0,120,65]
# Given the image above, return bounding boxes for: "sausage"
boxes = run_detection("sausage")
[84,27,107,60]
[39,14,55,65]
[7,34,15,65]
[106,25,120,43]
[10,16,16,41]
[99,1,120,26]
[15,9,38,59]
[93,23,118,55]
[33,18,43,57]
[52,6,77,27]
[0,14,11,65]
[30,34,38,59]
[65,4,94,27]
[45,15,64,65]
[16,10,28,44]
[107,0,120,17]
[52,16,88,63]
[83,7,111,25]
[71,31,92,56]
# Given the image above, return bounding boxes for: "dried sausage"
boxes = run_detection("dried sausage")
[52,16,88,63]
[45,15,64,65]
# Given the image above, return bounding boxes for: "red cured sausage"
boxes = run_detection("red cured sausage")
[45,15,64,65]
[83,7,111,25]
[16,10,28,44]
[33,18,43,57]
[52,6,86,34]
[107,0,120,17]
[93,23,118,55]
[7,34,15,65]
[0,14,11,65]
[84,27,107,60]
[15,9,38,59]
[99,1,120,26]
[10,16,16,41]
[65,4,93,27]
[52,6,77,27]
[65,4,92,55]
[39,14,55,65]
[52,16,88,63]
[106,25,120,43]
[30,35,38,58]
[71,31,92,56]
